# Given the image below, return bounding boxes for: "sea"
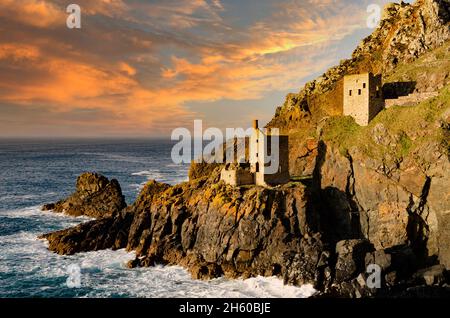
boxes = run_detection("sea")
[0,139,316,298]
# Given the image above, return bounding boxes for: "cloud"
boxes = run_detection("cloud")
[0,0,378,137]
[0,0,64,28]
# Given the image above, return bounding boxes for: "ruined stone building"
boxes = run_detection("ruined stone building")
[343,73,384,126]
[220,120,289,187]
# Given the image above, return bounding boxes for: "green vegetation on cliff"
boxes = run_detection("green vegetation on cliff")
[385,41,450,85]
[321,84,449,160]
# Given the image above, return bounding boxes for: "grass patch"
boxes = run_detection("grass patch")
[289,125,317,141]
[320,84,449,162]
[398,133,412,157]
[321,116,361,156]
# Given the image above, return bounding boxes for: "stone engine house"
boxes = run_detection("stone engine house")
[343,73,384,126]
[220,120,289,187]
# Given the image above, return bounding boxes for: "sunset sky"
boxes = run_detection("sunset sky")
[0,0,412,138]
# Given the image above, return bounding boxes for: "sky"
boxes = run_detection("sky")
[0,0,413,138]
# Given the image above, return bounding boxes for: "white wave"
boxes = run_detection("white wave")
[0,206,92,222]
[211,276,316,298]
[77,262,316,298]
[131,170,156,177]
[1,229,314,298]
[132,169,188,186]
[132,170,165,179]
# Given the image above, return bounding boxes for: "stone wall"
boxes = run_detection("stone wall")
[220,167,254,186]
[385,92,439,108]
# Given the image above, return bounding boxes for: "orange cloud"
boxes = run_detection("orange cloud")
[0,0,375,136]
[118,62,137,76]
[0,0,64,28]
[0,43,191,133]
[0,43,40,61]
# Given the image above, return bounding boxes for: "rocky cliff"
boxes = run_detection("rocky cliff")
[41,175,331,286]
[38,0,450,297]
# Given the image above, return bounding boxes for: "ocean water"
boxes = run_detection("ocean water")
[0,139,316,298]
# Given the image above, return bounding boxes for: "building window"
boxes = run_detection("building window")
[363,83,366,88]
[255,162,259,173]
[349,90,352,96]
[358,89,361,95]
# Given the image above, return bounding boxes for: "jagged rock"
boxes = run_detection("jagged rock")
[189,162,221,181]
[414,264,447,286]
[365,250,392,272]
[334,239,374,284]
[282,233,330,289]
[41,172,126,218]
[190,263,223,280]
[365,249,398,287]
[388,285,450,298]
[290,138,319,177]
[189,138,249,181]
[38,210,134,255]
[126,257,140,269]
[371,123,401,147]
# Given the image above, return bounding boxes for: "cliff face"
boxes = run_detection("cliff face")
[315,130,449,269]
[262,0,450,276]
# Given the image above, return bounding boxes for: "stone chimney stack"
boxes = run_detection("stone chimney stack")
[252,119,259,129]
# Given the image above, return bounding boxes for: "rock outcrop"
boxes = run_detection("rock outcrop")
[41,172,126,218]
[40,173,333,288]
